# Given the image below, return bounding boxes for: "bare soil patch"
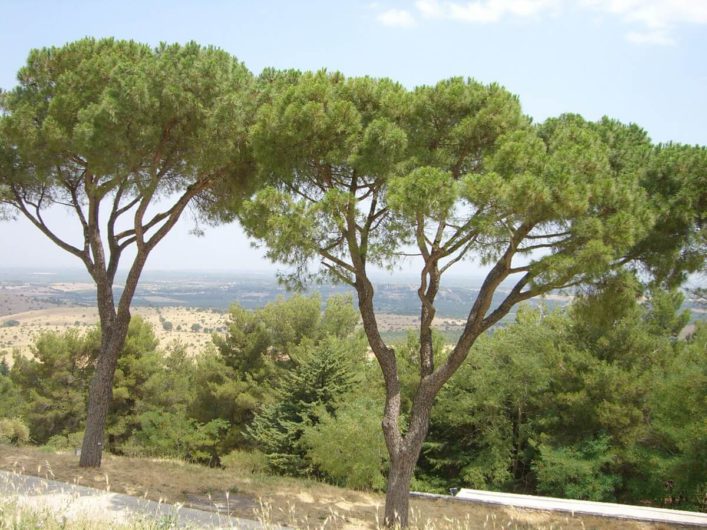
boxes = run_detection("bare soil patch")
[0,306,227,364]
[0,289,65,317]
[375,313,465,332]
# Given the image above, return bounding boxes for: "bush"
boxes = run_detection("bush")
[221,449,269,475]
[10,328,96,444]
[303,397,388,490]
[533,436,619,501]
[130,410,228,464]
[45,431,84,451]
[162,321,173,331]
[1,320,20,328]
[0,417,30,445]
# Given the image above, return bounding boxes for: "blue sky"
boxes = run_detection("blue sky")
[1,0,706,272]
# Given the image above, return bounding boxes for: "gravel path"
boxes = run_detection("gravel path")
[0,470,285,529]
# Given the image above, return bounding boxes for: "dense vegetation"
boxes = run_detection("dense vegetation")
[0,287,704,510]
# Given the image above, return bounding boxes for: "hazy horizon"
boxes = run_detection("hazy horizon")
[0,264,496,286]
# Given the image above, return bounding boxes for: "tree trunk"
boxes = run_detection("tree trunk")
[79,320,130,467]
[78,249,147,467]
[384,448,419,528]
[382,400,432,529]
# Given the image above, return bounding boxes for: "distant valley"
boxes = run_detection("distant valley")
[1,267,703,359]
[0,267,570,318]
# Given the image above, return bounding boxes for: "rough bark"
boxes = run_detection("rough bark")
[384,444,420,528]
[79,251,149,467]
[382,390,434,528]
[79,321,129,466]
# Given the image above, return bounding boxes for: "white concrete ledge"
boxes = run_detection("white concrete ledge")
[429,488,707,527]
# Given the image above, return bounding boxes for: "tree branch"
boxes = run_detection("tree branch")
[320,249,356,274]
[106,180,130,284]
[322,260,355,286]
[84,172,109,277]
[480,273,534,330]
[415,212,431,261]
[425,221,535,394]
[508,265,532,274]
[518,238,571,253]
[439,234,479,275]
[524,229,571,240]
[10,185,93,271]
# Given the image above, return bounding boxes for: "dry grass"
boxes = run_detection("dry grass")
[0,445,691,530]
[362,314,466,334]
[0,489,182,530]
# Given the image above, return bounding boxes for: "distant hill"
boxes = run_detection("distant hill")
[1,267,703,323]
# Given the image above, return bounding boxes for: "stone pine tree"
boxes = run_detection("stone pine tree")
[239,71,704,526]
[0,39,257,467]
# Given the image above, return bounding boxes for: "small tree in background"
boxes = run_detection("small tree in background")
[10,328,98,444]
[247,334,365,475]
[195,294,362,456]
[0,38,257,467]
[240,71,706,526]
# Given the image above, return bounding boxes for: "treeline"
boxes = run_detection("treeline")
[418,279,705,510]
[1,280,704,510]
[0,294,387,487]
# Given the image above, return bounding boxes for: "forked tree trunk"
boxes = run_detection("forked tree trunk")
[382,412,430,528]
[79,255,146,468]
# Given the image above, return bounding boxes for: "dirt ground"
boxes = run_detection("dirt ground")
[0,446,692,530]
[0,306,468,365]
[0,306,227,364]
[376,313,466,333]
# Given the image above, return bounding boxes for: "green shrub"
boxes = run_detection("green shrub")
[130,411,228,464]
[221,449,268,475]
[45,431,84,451]
[0,417,30,445]
[303,397,388,490]
[533,436,619,501]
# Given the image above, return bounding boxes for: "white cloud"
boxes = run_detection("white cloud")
[377,8,418,27]
[415,0,442,18]
[415,0,561,23]
[581,0,707,29]
[408,0,707,45]
[626,28,676,45]
[416,0,445,17]
[581,0,707,45]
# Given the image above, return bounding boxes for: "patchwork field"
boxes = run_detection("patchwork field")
[0,272,701,363]
[0,305,228,363]
[0,303,468,364]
